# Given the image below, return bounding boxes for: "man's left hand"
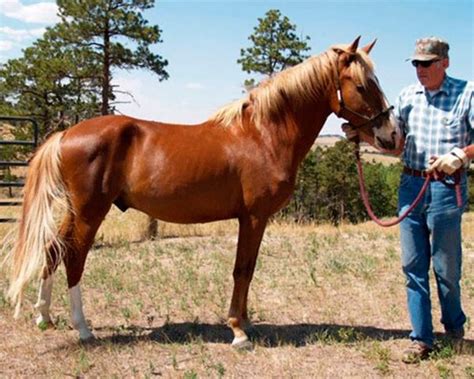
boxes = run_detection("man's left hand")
[427,147,468,175]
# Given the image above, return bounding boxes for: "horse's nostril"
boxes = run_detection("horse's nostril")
[376,136,395,150]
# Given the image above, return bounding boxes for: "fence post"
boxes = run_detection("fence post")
[0,116,38,222]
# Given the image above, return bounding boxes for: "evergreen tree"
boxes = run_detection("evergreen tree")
[55,0,168,115]
[361,160,400,220]
[280,140,403,225]
[316,140,362,225]
[238,9,310,89]
[0,29,101,137]
[280,146,323,222]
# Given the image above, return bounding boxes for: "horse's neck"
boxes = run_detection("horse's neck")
[287,97,332,160]
[294,105,332,158]
[260,100,332,175]
[274,74,335,165]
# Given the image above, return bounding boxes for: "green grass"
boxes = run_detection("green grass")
[364,341,392,376]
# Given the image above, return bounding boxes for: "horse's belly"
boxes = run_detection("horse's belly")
[127,188,240,224]
[137,203,237,224]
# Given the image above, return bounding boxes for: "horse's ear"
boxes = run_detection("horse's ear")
[348,36,361,54]
[362,39,377,54]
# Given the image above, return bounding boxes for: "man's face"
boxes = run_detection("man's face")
[413,58,449,90]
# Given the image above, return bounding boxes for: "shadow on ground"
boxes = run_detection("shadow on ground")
[79,322,473,354]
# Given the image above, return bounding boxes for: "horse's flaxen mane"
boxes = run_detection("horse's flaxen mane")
[210,44,375,129]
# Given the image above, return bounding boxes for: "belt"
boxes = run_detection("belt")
[403,166,431,178]
[403,166,464,181]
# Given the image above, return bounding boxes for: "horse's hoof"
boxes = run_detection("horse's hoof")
[79,331,96,343]
[36,318,55,331]
[232,337,254,351]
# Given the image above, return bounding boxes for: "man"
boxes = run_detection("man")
[344,37,473,363]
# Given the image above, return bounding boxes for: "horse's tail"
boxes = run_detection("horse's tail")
[2,131,68,317]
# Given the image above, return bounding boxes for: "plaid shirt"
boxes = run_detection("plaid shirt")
[395,75,474,170]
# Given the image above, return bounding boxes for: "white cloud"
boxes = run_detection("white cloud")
[185,82,204,90]
[0,26,46,53]
[114,72,219,124]
[0,0,58,24]
[0,40,13,51]
[0,26,45,41]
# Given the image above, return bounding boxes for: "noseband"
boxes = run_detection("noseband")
[334,65,393,129]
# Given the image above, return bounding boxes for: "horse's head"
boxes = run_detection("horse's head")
[330,37,401,152]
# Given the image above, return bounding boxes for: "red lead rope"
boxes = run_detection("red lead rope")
[355,155,431,227]
[355,151,463,227]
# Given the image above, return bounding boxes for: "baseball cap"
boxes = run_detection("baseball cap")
[408,37,449,61]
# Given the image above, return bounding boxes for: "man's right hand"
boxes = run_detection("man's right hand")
[426,147,468,175]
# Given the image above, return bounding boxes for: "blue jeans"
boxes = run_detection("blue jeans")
[398,173,467,347]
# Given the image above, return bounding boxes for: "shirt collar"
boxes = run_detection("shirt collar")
[415,75,452,97]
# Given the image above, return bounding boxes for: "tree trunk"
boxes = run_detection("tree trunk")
[101,21,110,115]
[144,216,158,240]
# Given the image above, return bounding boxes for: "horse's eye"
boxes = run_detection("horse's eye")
[356,84,365,92]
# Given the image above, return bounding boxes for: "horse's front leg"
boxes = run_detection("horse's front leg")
[62,206,109,341]
[228,215,268,349]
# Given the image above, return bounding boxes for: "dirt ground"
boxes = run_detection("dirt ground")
[0,210,473,378]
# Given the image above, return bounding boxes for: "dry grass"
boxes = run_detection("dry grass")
[0,207,473,378]
[316,137,474,168]
[314,135,343,148]
[316,137,401,166]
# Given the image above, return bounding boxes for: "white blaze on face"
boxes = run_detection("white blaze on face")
[369,73,398,150]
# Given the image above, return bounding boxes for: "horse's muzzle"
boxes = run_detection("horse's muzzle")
[375,133,397,151]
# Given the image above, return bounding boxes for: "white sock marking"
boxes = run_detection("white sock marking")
[69,284,94,340]
[35,276,54,325]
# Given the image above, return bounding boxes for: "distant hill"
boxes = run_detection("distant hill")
[314,134,344,148]
[316,135,474,168]
[315,134,401,165]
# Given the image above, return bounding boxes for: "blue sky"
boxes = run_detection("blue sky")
[0,0,472,134]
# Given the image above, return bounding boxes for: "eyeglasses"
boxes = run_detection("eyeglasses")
[411,60,439,68]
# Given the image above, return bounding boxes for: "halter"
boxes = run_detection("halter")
[334,63,394,130]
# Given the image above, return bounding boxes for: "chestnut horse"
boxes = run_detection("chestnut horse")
[3,37,400,348]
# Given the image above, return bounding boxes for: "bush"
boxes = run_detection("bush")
[278,140,402,225]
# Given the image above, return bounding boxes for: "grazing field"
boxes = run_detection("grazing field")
[316,135,474,167]
[0,208,473,378]
[316,136,401,165]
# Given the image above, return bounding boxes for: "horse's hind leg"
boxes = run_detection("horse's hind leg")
[35,275,54,328]
[228,215,268,349]
[35,216,72,328]
[65,210,110,340]
[58,204,110,340]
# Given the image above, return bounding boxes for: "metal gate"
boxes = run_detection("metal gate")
[0,116,39,222]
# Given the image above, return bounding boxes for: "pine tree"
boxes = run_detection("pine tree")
[55,0,168,115]
[280,141,403,225]
[0,29,101,137]
[238,9,310,89]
